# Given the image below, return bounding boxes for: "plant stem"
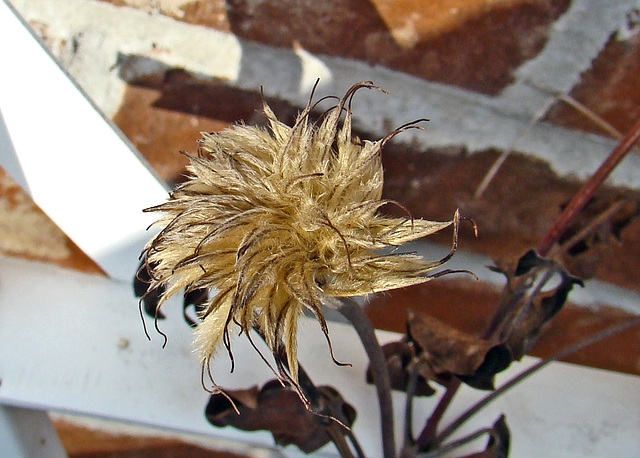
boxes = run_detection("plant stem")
[326,424,357,458]
[431,317,640,447]
[345,426,367,458]
[415,378,461,451]
[403,367,419,448]
[414,116,640,450]
[332,296,396,458]
[474,95,556,199]
[537,116,640,257]
[419,427,495,458]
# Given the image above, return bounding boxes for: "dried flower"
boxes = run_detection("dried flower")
[140,81,457,390]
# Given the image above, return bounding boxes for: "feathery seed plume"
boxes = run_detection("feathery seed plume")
[140,81,457,391]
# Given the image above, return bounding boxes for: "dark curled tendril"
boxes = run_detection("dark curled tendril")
[320,212,353,273]
[379,118,429,150]
[245,328,287,387]
[138,298,151,341]
[437,209,462,266]
[183,288,208,328]
[428,268,478,281]
[136,255,162,283]
[343,81,384,114]
[260,326,353,432]
[311,81,383,136]
[200,363,240,415]
[298,274,352,370]
[271,338,311,407]
[134,258,170,345]
[382,200,415,231]
[154,308,169,348]
[306,78,321,107]
[311,96,350,131]
[203,288,237,373]
[373,200,417,243]
[222,324,235,374]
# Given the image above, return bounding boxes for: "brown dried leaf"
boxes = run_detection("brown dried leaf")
[369,311,511,394]
[371,250,582,395]
[366,340,436,396]
[407,311,511,390]
[494,250,583,360]
[408,311,494,376]
[205,380,356,453]
[456,345,512,391]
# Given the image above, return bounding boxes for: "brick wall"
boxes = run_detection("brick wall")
[5,0,640,389]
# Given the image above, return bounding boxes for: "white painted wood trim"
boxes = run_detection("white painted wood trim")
[0,255,639,457]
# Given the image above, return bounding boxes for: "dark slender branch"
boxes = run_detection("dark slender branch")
[345,426,367,458]
[537,116,640,257]
[403,366,418,448]
[482,271,532,343]
[331,296,396,458]
[418,427,496,458]
[414,117,640,449]
[558,199,627,252]
[326,424,356,458]
[415,378,461,451]
[431,317,640,447]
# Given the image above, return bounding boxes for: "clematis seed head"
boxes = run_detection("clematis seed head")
[140,81,457,390]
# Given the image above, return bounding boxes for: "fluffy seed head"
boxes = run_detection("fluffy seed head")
[141,81,456,387]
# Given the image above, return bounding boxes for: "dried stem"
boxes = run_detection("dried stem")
[402,367,419,448]
[415,116,640,450]
[415,378,461,451]
[332,296,396,458]
[474,96,556,199]
[556,94,624,141]
[558,199,628,252]
[475,84,640,200]
[537,116,640,256]
[327,425,357,458]
[419,427,496,458]
[344,426,367,458]
[431,317,640,447]
[534,86,639,154]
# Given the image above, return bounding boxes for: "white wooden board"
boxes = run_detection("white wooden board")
[1,255,639,457]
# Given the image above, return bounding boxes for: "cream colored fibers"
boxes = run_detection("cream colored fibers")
[141,81,456,391]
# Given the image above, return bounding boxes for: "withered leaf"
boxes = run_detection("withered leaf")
[495,251,583,360]
[205,380,356,454]
[514,249,551,276]
[456,345,512,391]
[369,311,511,394]
[367,340,437,396]
[407,311,510,390]
[408,311,493,375]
